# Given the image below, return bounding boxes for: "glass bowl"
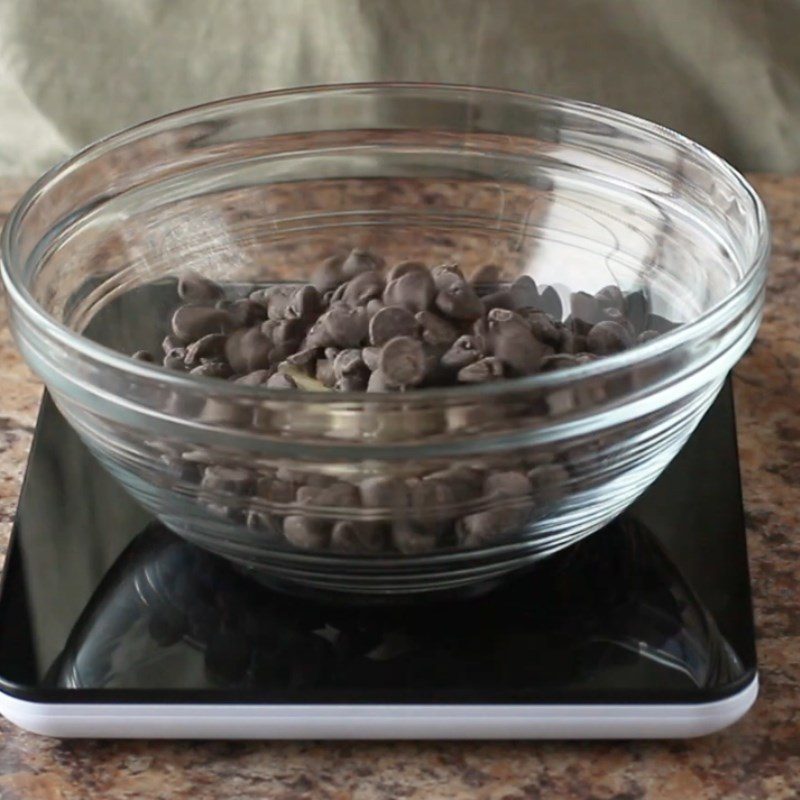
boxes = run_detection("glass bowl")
[1,84,769,600]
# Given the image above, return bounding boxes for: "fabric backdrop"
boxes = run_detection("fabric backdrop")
[0,0,798,175]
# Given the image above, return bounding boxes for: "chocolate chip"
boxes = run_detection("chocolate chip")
[383,270,436,313]
[569,291,603,327]
[509,275,540,310]
[431,263,465,290]
[286,347,320,370]
[645,313,680,333]
[379,336,427,388]
[190,360,233,378]
[366,298,384,317]
[247,287,271,306]
[271,318,306,355]
[470,263,503,285]
[567,316,594,337]
[387,260,427,281]
[281,467,331,487]
[474,314,493,341]
[333,350,369,390]
[182,448,216,467]
[311,254,346,293]
[416,310,460,348]
[435,280,483,320]
[177,271,224,303]
[185,333,228,365]
[369,305,418,346]
[487,307,527,330]
[266,287,295,321]
[260,318,277,337]
[538,286,563,320]
[330,281,349,304]
[235,369,273,386]
[342,248,384,279]
[409,477,458,509]
[361,346,381,371]
[288,285,322,320]
[331,521,385,553]
[626,290,649,332]
[324,304,369,347]
[367,369,390,392]
[488,309,546,374]
[304,317,336,349]
[201,465,254,495]
[162,333,185,352]
[295,484,323,505]
[171,305,233,341]
[229,298,269,328]
[336,373,369,391]
[226,327,272,372]
[457,507,527,548]
[596,284,626,312]
[198,392,250,426]
[420,345,449,385]
[360,476,408,509]
[480,289,515,312]
[266,372,297,389]
[495,328,545,375]
[540,353,586,372]
[219,334,250,373]
[333,349,367,380]
[163,347,187,370]
[457,356,504,383]
[527,463,569,500]
[315,358,336,387]
[425,465,484,500]
[283,516,328,550]
[586,320,634,355]
[257,477,295,504]
[441,335,483,370]
[484,470,531,498]
[314,482,360,508]
[132,350,155,362]
[557,330,586,354]
[342,270,385,306]
[604,307,635,335]
[391,523,437,554]
[519,310,561,346]
[246,510,278,534]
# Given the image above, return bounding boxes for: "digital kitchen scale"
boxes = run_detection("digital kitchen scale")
[0,378,758,739]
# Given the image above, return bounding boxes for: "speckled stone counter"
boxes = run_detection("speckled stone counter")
[0,175,798,800]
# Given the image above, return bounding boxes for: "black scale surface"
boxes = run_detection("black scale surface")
[0,376,757,706]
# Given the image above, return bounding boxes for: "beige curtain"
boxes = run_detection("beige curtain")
[1,0,798,175]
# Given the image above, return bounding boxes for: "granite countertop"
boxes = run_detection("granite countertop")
[0,175,797,800]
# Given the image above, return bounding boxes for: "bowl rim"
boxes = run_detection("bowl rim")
[0,81,771,405]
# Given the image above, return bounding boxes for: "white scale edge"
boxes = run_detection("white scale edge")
[0,674,758,739]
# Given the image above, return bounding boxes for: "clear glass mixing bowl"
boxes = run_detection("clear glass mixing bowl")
[1,84,769,599]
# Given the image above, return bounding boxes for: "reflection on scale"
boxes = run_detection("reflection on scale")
[53,517,744,698]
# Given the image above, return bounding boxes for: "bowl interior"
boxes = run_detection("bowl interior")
[7,87,760,349]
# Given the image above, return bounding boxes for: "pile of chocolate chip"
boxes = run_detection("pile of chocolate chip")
[133,249,672,389]
[131,250,679,556]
